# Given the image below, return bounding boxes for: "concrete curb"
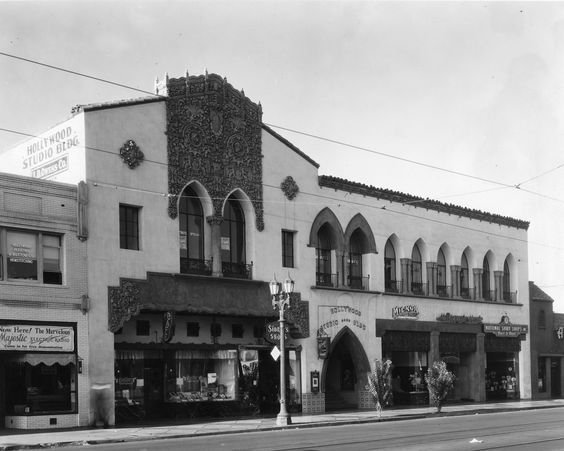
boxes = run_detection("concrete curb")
[0,404,562,450]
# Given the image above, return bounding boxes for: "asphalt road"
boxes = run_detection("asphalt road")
[59,407,564,451]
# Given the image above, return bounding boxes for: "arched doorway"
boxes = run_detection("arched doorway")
[322,327,370,411]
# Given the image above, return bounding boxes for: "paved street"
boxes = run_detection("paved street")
[1,399,564,450]
[19,406,564,451]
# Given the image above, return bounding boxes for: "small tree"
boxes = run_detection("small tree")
[366,359,393,417]
[425,360,455,413]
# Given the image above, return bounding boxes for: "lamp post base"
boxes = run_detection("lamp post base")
[276,412,292,426]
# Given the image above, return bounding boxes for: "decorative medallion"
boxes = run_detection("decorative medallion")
[281,176,299,200]
[119,139,144,169]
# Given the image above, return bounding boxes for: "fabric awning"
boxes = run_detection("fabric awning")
[6,353,76,366]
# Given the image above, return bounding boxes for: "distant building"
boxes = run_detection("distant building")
[0,173,89,429]
[529,281,564,399]
[0,72,532,428]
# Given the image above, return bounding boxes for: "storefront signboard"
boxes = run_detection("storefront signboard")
[436,313,483,324]
[0,324,75,352]
[483,315,528,337]
[392,305,419,320]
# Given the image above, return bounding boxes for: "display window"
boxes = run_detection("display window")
[4,356,77,415]
[389,351,429,405]
[486,352,519,399]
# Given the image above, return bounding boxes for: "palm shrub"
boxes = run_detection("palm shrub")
[366,359,393,417]
[425,360,455,413]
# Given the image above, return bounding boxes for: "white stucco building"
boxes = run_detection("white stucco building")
[0,72,531,427]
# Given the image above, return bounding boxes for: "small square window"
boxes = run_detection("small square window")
[120,205,140,250]
[186,322,200,337]
[282,230,295,268]
[232,324,244,338]
[136,320,150,336]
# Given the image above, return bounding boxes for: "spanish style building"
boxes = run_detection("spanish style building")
[0,72,532,428]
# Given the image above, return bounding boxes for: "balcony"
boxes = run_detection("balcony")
[347,274,370,291]
[482,290,495,302]
[436,285,450,298]
[385,279,400,293]
[411,281,426,296]
[503,291,517,303]
[180,258,212,276]
[222,262,253,280]
[316,272,339,288]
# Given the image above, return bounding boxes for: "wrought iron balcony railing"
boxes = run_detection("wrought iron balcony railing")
[347,274,370,291]
[180,257,213,276]
[316,272,339,288]
[222,261,253,280]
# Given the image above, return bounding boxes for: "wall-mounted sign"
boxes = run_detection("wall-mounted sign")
[392,305,419,320]
[311,370,320,393]
[221,237,230,250]
[317,304,367,337]
[556,327,564,340]
[0,324,75,352]
[437,313,483,324]
[317,336,330,359]
[162,311,176,343]
[483,315,528,337]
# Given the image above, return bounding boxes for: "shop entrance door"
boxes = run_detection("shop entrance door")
[551,358,561,398]
[143,362,164,418]
[258,349,280,414]
[323,327,370,411]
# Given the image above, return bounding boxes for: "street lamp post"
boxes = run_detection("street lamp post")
[269,275,294,426]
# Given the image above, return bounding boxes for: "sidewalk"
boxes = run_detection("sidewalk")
[1,399,564,450]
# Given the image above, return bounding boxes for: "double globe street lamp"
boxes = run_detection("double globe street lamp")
[269,275,294,426]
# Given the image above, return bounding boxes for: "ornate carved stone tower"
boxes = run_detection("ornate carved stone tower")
[162,72,264,230]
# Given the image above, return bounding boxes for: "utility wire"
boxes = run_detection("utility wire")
[0,51,160,98]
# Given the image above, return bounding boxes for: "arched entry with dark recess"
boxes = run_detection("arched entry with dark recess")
[321,327,370,411]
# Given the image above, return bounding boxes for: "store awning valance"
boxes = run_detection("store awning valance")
[6,353,76,366]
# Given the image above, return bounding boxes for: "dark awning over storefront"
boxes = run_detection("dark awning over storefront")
[108,272,277,332]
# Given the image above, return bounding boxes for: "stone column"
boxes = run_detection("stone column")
[450,265,461,298]
[426,262,437,296]
[342,251,350,288]
[470,332,486,402]
[473,268,483,300]
[429,331,440,368]
[494,270,503,302]
[400,258,412,294]
[335,250,345,288]
[207,214,224,277]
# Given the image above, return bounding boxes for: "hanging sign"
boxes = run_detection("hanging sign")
[270,346,281,361]
[162,311,176,343]
[0,324,75,352]
[264,321,289,345]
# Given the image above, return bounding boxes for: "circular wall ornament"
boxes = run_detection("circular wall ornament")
[281,176,299,200]
[119,139,145,169]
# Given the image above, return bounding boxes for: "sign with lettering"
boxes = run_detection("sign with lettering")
[317,304,367,337]
[483,323,528,337]
[437,313,483,324]
[0,324,75,352]
[392,305,419,320]
[264,321,289,344]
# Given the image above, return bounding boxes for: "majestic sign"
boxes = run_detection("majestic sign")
[483,315,528,337]
[0,324,75,352]
[392,305,419,320]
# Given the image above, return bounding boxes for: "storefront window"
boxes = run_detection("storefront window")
[5,358,76,415]
[390,351,428,394]
[168,349,238,402]
[486,352,518,399]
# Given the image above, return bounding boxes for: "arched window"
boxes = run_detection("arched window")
[384,239,397,292]
[482,256,491,300]
[503,259,512,302]
[348,230,364,289]
[437,249,447,297]
[460,253,469,298]
[221,196,247,278]
[179,186,207,274]
[411,244,423,294]
[316,224,333,287]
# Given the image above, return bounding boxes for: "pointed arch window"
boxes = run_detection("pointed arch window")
[179,186,209,274]
[437,248,447,297]
[460,253,470,299]
[348,230,364,289]
[503,259,512,303]
[411,244,423,295]
[482,257,491,300]
[316,224,333,287]
[384,240,397,292]
[221,196,249,278]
